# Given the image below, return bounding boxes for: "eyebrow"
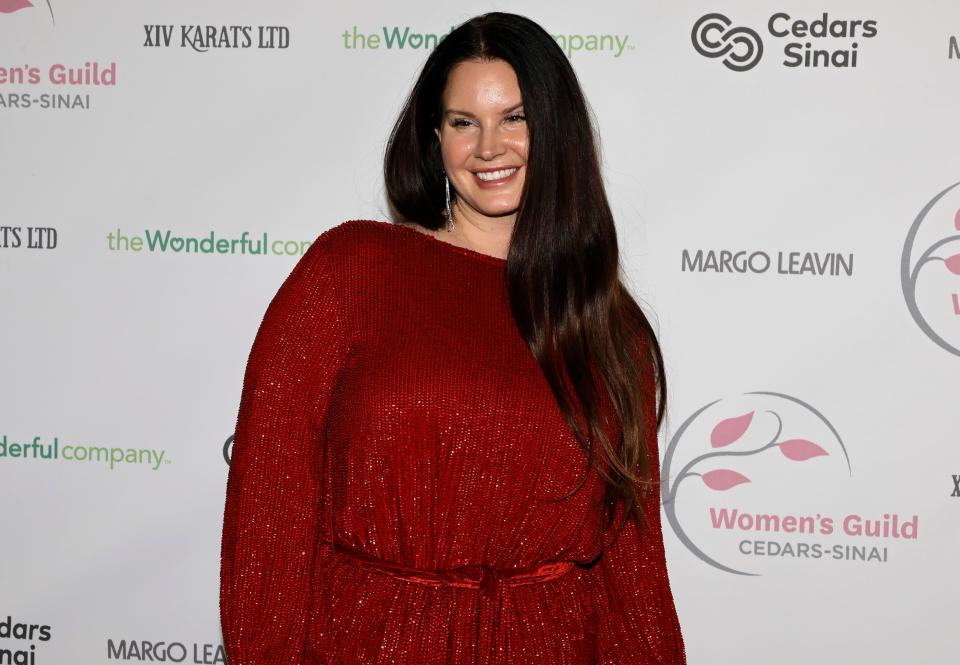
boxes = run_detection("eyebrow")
[443,102,524,118]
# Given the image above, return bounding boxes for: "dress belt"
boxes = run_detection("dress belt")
[328,541,603,601]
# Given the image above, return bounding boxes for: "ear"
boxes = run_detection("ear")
[434,126,441,143]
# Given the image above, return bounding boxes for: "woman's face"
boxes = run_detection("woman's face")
[436,58,528,225]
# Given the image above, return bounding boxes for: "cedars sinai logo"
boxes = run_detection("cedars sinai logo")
[691,13,763,72]
[901,181,960,357]
[223,434,234,465]
[692,11,877,71]
[0,0,54,24]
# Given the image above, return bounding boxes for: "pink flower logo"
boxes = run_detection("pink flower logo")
[0,0,54,24]
[710,411,753,448]
[0,0,32,13]
[694,411,831,496]
[945,253,960,276]
[701,469,751,491]
[661,392,850,576]
[778,438,828,461]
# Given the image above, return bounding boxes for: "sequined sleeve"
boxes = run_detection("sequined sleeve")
[220,230,350,665]
[595,361,687,664]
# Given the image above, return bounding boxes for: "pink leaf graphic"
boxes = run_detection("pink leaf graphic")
[0,0,33,13]
[702,469,751,491]
[954,208,960,231]
[779,438,828,461]
[945,254,960,275]
[710,411,754,448]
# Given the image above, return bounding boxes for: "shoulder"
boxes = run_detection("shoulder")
[287,219,429,299]
[273,220,395,295]
[303,220,434,286]
[269,222,404,332]
[308,219,413,260]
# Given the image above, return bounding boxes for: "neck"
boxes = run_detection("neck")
[450,201,514,260]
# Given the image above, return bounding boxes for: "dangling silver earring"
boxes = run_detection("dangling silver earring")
[444,174,455,232]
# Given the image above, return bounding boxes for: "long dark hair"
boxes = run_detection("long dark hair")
[384,12,666,536]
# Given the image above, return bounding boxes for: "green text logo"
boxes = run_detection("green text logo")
[341,26,633,58]
[106,229,313,256]
[0,434,169,471]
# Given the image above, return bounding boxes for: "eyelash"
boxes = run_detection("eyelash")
[450,114,526,128]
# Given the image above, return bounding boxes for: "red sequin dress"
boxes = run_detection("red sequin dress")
[220,220,686,664]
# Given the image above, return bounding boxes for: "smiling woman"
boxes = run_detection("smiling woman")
[429,58,528,258]
[221,11,685,665]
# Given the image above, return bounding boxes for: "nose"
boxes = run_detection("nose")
[475,126,506,161]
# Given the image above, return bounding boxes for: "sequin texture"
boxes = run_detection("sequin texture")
[220,220,686,664]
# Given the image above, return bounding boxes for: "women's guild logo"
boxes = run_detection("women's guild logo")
[901,181,960,356]
[661,391,851,575]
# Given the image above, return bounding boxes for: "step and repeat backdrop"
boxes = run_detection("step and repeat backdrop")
[2,1,958,663]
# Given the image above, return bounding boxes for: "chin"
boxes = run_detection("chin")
[477,208,520,219]
[471,200,521,218]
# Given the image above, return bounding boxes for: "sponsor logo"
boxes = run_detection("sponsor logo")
[142,24,289,51]
[692,11,878,71]
[0,434,169,471]
[0,63,116,86]
[106,229,313,257]
[691,14,763,72]
[950,36,959,60]
[681,249,854,276]
[0,6,114,111]
[106,639,225,664]
[952,474,959,498]
[223,434,233,466]
[0,615,52,665]
[341,25,633,59]
[0,0,54,24]
[0,226,57,249]
[900,181,960,356]
[0,62,117,111]
[661,391,919,575]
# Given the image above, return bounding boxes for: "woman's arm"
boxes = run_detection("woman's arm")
[220,229,351,665]
[595,363,686,664]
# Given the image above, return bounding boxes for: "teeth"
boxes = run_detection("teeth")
[476,168,518,181]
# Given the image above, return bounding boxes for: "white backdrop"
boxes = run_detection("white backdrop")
[1,1,958,663]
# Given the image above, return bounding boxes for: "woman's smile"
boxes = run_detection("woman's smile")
[473,166,520,186]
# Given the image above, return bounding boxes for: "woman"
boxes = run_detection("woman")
[221,12,685,664]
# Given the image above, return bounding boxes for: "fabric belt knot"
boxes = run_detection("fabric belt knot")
[328,541,591,600]
[478,565,498,601]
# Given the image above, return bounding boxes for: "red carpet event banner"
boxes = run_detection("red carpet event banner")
[1,1,957,663]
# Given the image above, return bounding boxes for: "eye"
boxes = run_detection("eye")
[506,113,526,123]
[449,117,473,128]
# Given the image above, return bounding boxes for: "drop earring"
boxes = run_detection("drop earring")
[444,175,455,232]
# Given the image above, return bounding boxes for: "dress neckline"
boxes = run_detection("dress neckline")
[388,222,508,268]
